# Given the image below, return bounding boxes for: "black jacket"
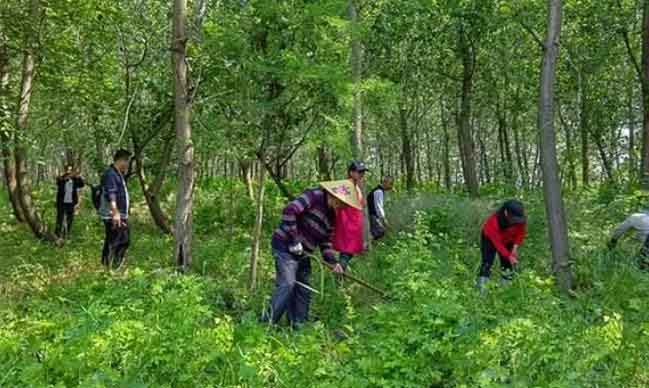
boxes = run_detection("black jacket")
[56,175,85,206]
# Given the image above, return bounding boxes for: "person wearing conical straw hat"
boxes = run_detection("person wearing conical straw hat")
[262,179,361,328]
[332,161,368,269]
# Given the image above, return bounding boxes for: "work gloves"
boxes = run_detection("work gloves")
[289,242,304,256]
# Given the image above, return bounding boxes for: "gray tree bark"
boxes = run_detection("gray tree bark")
[249,163,265,291]
[0,30,25,222]
[14,0,56,241]
[348,0,363,159]
[173,0,194,270]
[457,25,479,197]
[641,0,649,187]
[538,0,573,292]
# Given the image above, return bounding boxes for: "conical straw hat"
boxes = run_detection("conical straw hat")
[320,180,362,210]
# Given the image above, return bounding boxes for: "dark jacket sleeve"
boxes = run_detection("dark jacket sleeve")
[102,171,119,203]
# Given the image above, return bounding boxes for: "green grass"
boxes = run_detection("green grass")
[2,183,649,387]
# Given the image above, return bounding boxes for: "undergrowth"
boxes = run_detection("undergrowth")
[2,182,649,387]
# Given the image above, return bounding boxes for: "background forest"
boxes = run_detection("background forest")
[3,0,649,387]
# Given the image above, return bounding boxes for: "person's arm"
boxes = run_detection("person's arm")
[319,241,344,273]
[103,173,122,225]
[610,215,637,243]
[281,191,313,244]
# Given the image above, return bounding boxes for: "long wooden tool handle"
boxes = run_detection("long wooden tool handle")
[316,257,389,299]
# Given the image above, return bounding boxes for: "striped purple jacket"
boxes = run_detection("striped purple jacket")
[272,188,337,264]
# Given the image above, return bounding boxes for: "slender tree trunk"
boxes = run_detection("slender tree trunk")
[629,84,636,176]
[173,0,194,271]
[400,107,415,191]
[579,80,590,186]
[136,137,174,235]
[441,98,452,190]
[538,0,572,292]
[14,0,56,241]
[641,0,649,187]
[0,32,25,222]
[239,159,255,200]
[457,26,479,197]
[249,163,266,291]
[558,105,578,189]
[348,0,363,159]
[478,126,491,184]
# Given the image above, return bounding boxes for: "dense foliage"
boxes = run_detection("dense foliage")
[3,182,649,387]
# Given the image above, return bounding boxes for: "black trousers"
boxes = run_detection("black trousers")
[102,220,130,268]
[479,233,514,279]
[55,204,75,237]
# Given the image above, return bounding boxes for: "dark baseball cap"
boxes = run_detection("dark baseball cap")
[348,160,369,173]
[502,199,526,224]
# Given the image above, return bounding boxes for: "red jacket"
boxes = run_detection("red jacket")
[482,213,527,258]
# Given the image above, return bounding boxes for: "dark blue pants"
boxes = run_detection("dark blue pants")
[479,233,513,279]
[265,249,312,325]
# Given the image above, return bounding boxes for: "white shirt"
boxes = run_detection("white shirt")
[373,188,385,219]
[63,179,74,204]
[611,212,649,242]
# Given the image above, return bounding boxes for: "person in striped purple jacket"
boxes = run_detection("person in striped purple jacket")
[262,180,361,328]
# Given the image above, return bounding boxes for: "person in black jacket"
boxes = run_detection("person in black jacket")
[99,149,131,269]
[55,165,85,238]
[367,176,394,240]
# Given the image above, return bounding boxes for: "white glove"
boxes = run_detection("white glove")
[289,242,304,256]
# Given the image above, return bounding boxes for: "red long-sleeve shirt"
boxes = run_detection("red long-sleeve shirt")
[482,213,527,258]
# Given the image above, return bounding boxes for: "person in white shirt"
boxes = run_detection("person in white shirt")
[366,176,394,240]
[608,210,649,269]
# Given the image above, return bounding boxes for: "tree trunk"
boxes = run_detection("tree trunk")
[629,84,636,176]
[400,107,416,191]
[14,0,56,241]
[173,0,194,271]
[478,126,491,184]
[249,163,266,291]
[457,26,479,197]
[538,0,572,292]
[239,159,255,200]
[348,0,363,159]
[441,98,452,190]
[0,31,25,222]
[579,81,590,187]
[641,0,649,187]
[136,136,174,235]
[317,145,332,180]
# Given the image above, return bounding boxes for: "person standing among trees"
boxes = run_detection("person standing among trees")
[477,200,528,293]
[99,149,131,269]
[607,210,649,270]
[332,161,368,269]
[262,180,358,328]
[367,176,394,241]
[55,164,85,238]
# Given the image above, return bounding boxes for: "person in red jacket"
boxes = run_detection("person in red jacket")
[477,200,527,292]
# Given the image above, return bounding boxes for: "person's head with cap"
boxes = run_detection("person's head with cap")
[113,149,132,174]
[347,160,368,185]
[501,199,526,225]
[320,180,362,210]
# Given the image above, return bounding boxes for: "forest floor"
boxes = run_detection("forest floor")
[2,183,649,387]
